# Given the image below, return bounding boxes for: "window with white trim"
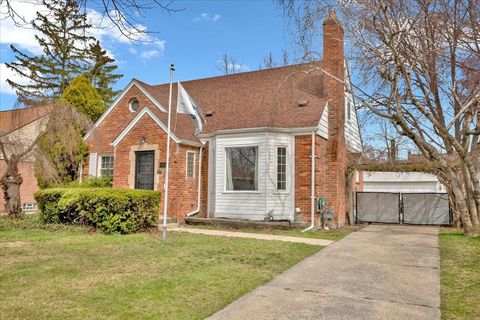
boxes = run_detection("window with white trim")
[277,147,287,190]
[186,152,195,178]
[225,146,258,191]
[129,98,139,112]
[100,155,114,177]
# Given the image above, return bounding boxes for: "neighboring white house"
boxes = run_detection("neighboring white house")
[363,172,446,193]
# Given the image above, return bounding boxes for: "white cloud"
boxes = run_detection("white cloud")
[0,1,48,55]
[193,12,221,23]
[0,63,30,95]
[0,2,166,58]
[232,63,250,72]
[140,50,160,60]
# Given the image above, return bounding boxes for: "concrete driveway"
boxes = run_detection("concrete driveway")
[208,224,441,320]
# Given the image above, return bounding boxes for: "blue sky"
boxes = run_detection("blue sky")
[0,0,300,110]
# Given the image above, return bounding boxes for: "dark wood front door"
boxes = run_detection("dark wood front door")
[135,151,155,190]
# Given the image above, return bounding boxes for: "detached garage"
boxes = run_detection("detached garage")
[363,172,446,193]
[358,172,451,226]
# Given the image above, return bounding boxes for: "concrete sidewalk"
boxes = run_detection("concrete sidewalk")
[170,227,334,246]
[208,224,441,320]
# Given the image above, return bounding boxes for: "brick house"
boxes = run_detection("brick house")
[0,105,51,212]
[84,14,363,227]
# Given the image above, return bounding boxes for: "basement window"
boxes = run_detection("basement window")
[225,146,258,191]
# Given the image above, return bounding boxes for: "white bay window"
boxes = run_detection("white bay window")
[225,146,258,191]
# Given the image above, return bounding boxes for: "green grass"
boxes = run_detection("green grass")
[188,224,360,241]
[440,228,480,320]
[0,215,321,320]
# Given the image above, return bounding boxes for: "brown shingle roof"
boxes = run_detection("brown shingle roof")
[138,61,328,139]
[0,105,52,135]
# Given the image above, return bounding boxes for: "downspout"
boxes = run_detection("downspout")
[302,131,316,232]
[186,147,204,217]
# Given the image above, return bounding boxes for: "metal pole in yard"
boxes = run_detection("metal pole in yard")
[162,64,175,242]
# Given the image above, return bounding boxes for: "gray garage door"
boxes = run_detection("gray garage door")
[356,192,451,225]
[356,192,400,223]
[403,193,451,225]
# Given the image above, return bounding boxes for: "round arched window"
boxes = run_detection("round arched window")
[129,98,139,112]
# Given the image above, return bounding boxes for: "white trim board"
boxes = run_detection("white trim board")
[111,107,181,147]
[84,80,166,140]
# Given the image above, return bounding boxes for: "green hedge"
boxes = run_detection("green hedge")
[34,188,161,234]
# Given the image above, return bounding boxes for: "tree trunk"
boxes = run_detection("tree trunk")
[1,155,23,217]
[449,175,479,236]
[462,163,480,229]
[346,169,355,225]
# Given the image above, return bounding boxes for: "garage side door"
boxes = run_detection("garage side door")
[356,192,400,224]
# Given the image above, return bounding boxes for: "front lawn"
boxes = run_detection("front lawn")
[0,215,321,320]
[440,229,480,320]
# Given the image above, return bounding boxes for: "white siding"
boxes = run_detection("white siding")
[344,92,362,153]
[1,116,48,161]
[317,105,329,139]
[266,133,295,220]
[213,131,295,221]
[207,137,216,218]
[363,172,446,193]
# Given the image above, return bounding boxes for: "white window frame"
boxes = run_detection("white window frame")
[97,154,114,177]
[186,151,196,179]
[223,145,259,193]
[129,98,139,113]
[276,145,288,192]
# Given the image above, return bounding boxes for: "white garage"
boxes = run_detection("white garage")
[363,172,446,193]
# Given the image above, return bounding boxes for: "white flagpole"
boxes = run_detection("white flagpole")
[162,64,175,242]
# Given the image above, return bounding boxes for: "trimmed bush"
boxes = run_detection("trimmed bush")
[34,188,161,234]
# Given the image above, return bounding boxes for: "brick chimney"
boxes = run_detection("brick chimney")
[323,11,345,144]
[322,12,348,227]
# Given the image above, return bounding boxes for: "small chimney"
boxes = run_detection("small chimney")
[390,139,397,162]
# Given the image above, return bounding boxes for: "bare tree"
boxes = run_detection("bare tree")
[0,102,91,216]
[218,53,241,75]
[359,110,413,161]
[281,49,289,66]
[280,0,480,236]
[263,52,275,68]
[0,0,183,41]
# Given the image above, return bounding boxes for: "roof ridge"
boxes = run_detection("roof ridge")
[146,60,322,87]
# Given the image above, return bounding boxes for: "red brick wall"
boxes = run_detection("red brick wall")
[0,160,39,212]
[323,14,348,227]
[113,113,200,221]
[294,134,327,223]
[86,85,156,154]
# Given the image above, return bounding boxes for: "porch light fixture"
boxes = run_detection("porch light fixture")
[140,136,146,144]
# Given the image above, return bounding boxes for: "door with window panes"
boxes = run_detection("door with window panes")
[135,151,155,190]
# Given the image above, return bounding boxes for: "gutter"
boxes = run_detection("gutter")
[197,126,319,138]
[302,131,316,232]
[186,147,204,217]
